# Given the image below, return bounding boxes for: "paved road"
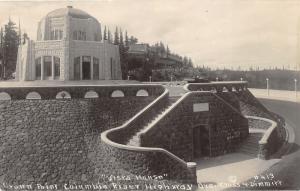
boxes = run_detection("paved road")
[258,98,300,189]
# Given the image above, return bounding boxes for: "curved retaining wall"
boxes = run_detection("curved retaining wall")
[185,82,286,158]
[0,84,165,187]
[246,116,281,159]
[101,89,197,184]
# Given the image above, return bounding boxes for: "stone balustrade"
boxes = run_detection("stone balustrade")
[0,84,165,100]
[184,81,248,92]
[246,116,281,159]
[101,88,197,184]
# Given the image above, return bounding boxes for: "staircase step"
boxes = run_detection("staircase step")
[126,97,179,147]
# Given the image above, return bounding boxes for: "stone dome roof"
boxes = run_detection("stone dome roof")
[46,6,93,19]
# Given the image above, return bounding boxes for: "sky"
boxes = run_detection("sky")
[1,0,300,70]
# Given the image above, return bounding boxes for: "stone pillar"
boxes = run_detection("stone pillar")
[80,56,82,80]
[187,162,197,184]
[51,56,55,80]
[91,57,94,80]
[41,56,44,80]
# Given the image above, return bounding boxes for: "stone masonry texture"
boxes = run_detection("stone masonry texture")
[0,97,154,188]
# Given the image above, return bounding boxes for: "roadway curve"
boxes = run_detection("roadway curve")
[259,98,300,189]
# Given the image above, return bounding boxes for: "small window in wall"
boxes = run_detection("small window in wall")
[93,57,99,80]
[35,57,41,79]
[44,56,52,77]
[193,103,209,112]
[54,57,60,77]
[74,57,80,80]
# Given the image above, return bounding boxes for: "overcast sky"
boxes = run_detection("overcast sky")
[1,0,300,70]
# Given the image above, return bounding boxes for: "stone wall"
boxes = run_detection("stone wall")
[246,116,281,160]
[140,92,249,160]
[0,96,155,187]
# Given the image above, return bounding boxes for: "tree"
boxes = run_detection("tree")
[166,45,170,57]
[22,33,29,44]
[107,28,112,43]
[114,27,119,45]
[125,30,129,47]
[129,36,138,45]
[103,26,107,40]
[2,19,19,79]
[119,28,124,47]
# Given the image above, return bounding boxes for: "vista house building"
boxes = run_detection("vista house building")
[16,6,122,81]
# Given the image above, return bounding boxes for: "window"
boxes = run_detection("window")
[93,57,99,80]
[73,31,77,40]
[72,30,86,41]
[74,57,80,80]
[54,57,60,77]
[44,56,52,77]
[35,57,41,79]
[50,29,63,40]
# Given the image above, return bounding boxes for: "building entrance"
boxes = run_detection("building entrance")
[82,61,91,80]
[193,125,210,158]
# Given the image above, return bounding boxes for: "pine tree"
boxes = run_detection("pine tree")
[129,36,138,45]
[166,45,170,57]
[108,28,112,43]
[125,30,129,47]
[103,26,107,40]
[114,27,119,45]
[119,28,124,47]
[3,19,19,79]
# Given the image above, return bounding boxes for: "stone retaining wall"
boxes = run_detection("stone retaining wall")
[0,96,155,187]
[140,92,249,160]
[246,116,281,159]
[101,89,197,184]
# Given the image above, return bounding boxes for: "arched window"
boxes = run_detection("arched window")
[35,57,41,80]
[44,56,52,77]
[111,90,125,97]
[74,57,80,80]
[56,91,71,99]
[0,92,11,100]
[50,29,63,40]
[93,57,99,80]
[54,57,60,78]
[73,31,86,41]
[26,92,41,100]
[136,89,149,97]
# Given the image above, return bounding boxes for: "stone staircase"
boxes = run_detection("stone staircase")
[238,132,263,156]
[126,97,179,147]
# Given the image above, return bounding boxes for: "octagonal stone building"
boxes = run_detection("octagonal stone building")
[16,6,122,81]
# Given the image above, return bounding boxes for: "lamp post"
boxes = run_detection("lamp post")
[295,79,298,98]
[266,78,269,96]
